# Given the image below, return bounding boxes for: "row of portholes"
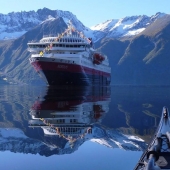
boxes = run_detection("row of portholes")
[30,57,75,64]
[41,38,84,43]
[52,114,75,117]
[58,38,84,43]
[55,51,77,54]
[57,127,82,133]
[29,44,90,48]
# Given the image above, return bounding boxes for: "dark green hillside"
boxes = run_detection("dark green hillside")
[99,15,170,85]
[98,38,130,65]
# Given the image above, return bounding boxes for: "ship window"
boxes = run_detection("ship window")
[59,44,62,47]
[74,45,77,47]
[66,45,69,47]
[70,45,73,47]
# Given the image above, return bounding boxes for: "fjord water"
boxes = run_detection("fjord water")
[0,85,169,170]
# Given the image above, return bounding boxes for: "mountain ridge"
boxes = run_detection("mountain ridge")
[0,8,91,40]
[98,15,170,85]
[0,125,146,156]
[0,8,166,42]
[0,8,169,85]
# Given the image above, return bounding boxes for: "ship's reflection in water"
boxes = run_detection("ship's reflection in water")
[29,86,110,150]
[1,85,169,169]
[27,86,148,156]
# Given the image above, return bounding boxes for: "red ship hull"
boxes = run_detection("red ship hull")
[30,57,111,86]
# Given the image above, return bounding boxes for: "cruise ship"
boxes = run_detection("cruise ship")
[27,22,111,86]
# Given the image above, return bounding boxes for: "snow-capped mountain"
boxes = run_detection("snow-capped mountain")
[0,8,166,42]
[0,7,93,40]
[87,125,146,151]
[91,12,166,41]
[0,128,49,155]
[0,125,146,156]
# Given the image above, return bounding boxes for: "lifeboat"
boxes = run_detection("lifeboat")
[93,53,105,65]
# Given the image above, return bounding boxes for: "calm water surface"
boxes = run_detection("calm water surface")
[0,85,170,170]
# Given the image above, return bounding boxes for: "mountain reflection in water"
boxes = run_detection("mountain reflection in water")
[0,85,170,169]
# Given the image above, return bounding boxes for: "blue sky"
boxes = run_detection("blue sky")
[0,0,170,27]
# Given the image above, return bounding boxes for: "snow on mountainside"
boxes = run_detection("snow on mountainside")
[0,128,45,154]
[0,8,166,42]
[91,12,166,40]
[0,8,93,40]
[0,126,146,155]
[89,126,146,151]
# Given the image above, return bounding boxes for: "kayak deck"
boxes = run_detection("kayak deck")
[134,106,170,170]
